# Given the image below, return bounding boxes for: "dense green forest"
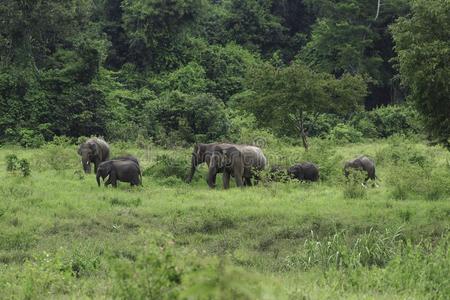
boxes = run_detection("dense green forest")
[0,0,448,148]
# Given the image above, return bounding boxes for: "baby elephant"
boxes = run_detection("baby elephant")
[287,162,320,182]
[344,155,376,182]
[96,159,142,187]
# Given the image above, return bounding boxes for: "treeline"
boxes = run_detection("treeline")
[0,0,448,148]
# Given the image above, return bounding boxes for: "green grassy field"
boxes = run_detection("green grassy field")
[0,138,449,299]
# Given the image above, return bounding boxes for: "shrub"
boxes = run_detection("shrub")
[18,159,31,177]
[328,123,363,144]
[146,91,229,145]
[302,139,343,182]
[17,128,45,148]
[5,155,31,177]
[34,144,78,171]
[351,104,422,138]
[6,154,19,172]
[343,169,368,199]
[143,155,189,180]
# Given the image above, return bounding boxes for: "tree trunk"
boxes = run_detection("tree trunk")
[290,111,309,151]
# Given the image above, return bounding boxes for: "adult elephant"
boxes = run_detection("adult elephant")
[78,137,110,173]
[96,159,142,187]
[288,162,320,182]
[344,155,376,182]
[207,145,244,189]
[186,143,267,187]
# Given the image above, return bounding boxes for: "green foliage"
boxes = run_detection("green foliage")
[343,170,368,199]
[143,154,189,181]
[5,154,30,177]
[285,227,403,270]
[6,154,19,172]
[241,62,367,141]
[18,159,31,177]
[112,238,183,299]
[391,0,450,149]
[147,91,229,145]
[328,123,363,144]
[351,104,422,138]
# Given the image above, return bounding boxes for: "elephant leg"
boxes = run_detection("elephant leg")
[207,167,217,188]
[223,170,231,189]
[244,177,252,186]
[105,176,112,187]
[93,158,100,174]
[235,173,244,188]
[109,171,117,188]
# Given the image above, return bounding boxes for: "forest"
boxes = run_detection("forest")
[0,0,448,148]
[0,0,449,299]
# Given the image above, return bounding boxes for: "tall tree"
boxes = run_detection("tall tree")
[391,0,450,149]
[241,62,367,149]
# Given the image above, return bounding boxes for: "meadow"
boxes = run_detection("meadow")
[0,136,449,299]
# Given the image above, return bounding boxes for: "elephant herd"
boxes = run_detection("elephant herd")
[78,137,377,189]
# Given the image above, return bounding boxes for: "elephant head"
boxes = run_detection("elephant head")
[207,146,244,189]
[186,143,208,183]
[96,161,112,186]
[78,141,98,173]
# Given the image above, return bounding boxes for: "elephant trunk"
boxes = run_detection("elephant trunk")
[82,157,91,174]
[207,166,217,188]
[96,172,101,187]
[186,155,197,183]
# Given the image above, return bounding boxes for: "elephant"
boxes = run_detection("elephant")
[96,159,142,187]
[287,162,320,182]
[344,155,376,182]
[112,155,140,166]
[78,137,110,173]
[186,143,267,187]
[207,145,244,189]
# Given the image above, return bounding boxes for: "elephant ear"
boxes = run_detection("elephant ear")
[77,146,82,155]
[89,142,98,156]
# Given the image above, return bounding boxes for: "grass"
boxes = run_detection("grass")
[0,138,449,299]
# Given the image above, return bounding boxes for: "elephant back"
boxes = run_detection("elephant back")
[91,138,110,161]
[236,145,267,171]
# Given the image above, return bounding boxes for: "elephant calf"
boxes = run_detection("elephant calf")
[344,155,376,182]
[96,159,142,188]
[287,162,320,182]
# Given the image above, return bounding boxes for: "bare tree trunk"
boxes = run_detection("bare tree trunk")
[290,111,309,151]
[375,0,381,20]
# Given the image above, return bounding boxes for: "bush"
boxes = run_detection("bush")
[18,128,45,148]
[6,154,19,172]
[388,164,450,201]
[5,154,31,177]
[343,170,368,199]
[143,155,189,181]
[34,144,78,171]
[328,123,363,144]
[351,104,422,138]
[146,91,229,146]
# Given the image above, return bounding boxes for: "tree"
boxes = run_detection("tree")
[241,62,367,149]
[391,0,450,149]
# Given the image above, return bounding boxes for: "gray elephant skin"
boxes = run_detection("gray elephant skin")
[207,145,244,189]
[288,162,319,182]
[78,137,110,173]
[344,155,376,181]
[186,143,267,188]
[96,159,142,187]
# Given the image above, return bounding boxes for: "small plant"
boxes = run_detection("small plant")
[343,169,368,199]
[18,159,31,177]
[5,155,31,177]
[6,154,19,171]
